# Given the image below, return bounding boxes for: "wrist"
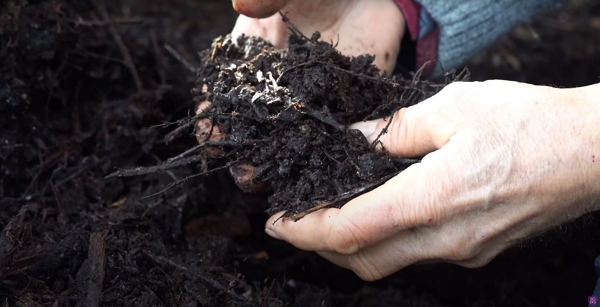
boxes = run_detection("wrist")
[563,83,600,145]
[561,83,600,212]
[575,83,600,110]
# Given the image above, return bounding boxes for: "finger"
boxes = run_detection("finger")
[316,229,422,281]
[232,0,292,19]
[316,218,497,280]
[349,90,461,158]
[315,216,485,281]
[265,148,454,254]
[231,15,289,49]
[195,100,226,158]
[195,100,225,143]
[229,163,266,193]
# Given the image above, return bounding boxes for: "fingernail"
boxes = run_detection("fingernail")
[349,119,380,139]
[265,228,283,240]
[232,0,290,18]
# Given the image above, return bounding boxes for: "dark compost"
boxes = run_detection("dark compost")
[1,0,600,306]
[152,23,454,219]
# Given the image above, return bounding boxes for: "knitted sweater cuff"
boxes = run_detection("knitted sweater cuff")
[415,0,565,78]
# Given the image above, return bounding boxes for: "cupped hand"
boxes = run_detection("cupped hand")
[232,0,406,74]
[265,80,600,280]
[196,0,406,192]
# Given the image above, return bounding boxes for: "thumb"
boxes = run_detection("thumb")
[232,0,292,18]
[349,95,458,157]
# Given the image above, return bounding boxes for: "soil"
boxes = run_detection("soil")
[1,0,600,307]
[159,26,453,219]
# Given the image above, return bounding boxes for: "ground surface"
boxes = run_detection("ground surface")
[1,0,600,306]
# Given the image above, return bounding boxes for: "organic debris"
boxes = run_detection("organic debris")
[191,21,465,218]
[2,0,600,306]
[110,19,458,219]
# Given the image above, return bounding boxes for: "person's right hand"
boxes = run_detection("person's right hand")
[264,80,600,280]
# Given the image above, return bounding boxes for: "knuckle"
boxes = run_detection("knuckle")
[436,81,477,108]
[441,81,468,96]
[387,108,409,149]
[455,253,493,268]
[422,104,448,138]
[436,234,480,262]
[347,254,383,281]
[445,247,476,262]
[327,219,363,255]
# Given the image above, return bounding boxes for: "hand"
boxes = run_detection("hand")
[265,80,600,280]
[194,89,266,193]
[232,0,406,74]
[196,0,406,192]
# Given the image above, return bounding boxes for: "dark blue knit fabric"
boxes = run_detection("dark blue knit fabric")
[415,0,564,78]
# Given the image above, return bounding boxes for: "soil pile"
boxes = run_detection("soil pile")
[2,0,600,306]
[0,1,280,306]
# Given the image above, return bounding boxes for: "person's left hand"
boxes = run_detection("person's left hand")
[231,0,406,74]
[264,80,600,281]
[195,0,407,192]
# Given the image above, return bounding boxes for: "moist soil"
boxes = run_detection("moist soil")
[126,26,455,219]
[1,0,600,307]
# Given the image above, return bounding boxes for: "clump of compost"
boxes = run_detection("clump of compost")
[186,23,450,219]
[112,19,455,219]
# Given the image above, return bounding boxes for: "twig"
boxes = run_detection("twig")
[92,0,143,91]
[150,29,167,85]
[72,17,145,26]
[163,105,213,143]
[22,150,63,197]
[162,111,257,143]
[289,171,401,221]
[367,84,421,150]
[300,107,346,131]
[369,109,396,151]
[108,137,268,180]
[141,159,242,199]
[278,11,311,42]
[276,59,419,92]
[164,44,197,74]
[321,61,420,91]
[342,147,362,174]
[76,232,107,307]
[166,144,203,163]
[141,283,165,306]
[276,62,314,85]
[455,66,471,82]
[106,155,203,179]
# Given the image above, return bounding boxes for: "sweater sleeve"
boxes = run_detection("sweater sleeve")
[413,0,565,78]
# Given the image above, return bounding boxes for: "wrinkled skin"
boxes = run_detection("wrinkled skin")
[266,81,600,280]
[196,0,405,191]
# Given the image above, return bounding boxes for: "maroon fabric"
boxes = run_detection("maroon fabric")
[394,0,439,77]
[394,0,420,40]
[415,27,439,77]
